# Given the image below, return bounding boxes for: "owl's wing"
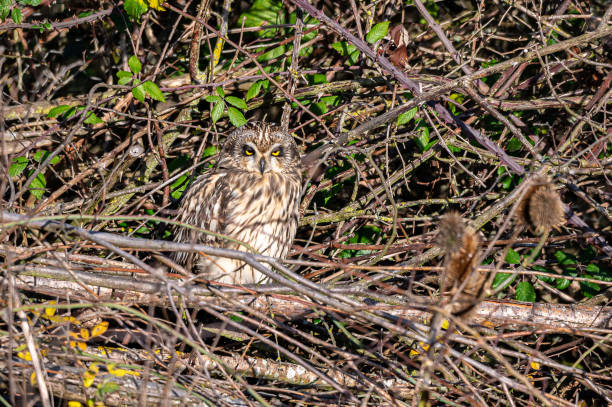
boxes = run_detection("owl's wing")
[172,171,233,265]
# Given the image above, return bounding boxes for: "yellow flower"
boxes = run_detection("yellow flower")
[44,301,57,317]
[70,341,87,351]
[83,370,96,388]
[107,363,139,377]
[80,328,90,340]
[91,321,109,337]
[17,351,31,361]
[148,0,165,11]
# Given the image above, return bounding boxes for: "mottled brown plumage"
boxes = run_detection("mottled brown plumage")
[172,122,302,284]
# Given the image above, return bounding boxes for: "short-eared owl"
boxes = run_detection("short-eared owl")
[172,122,302,284]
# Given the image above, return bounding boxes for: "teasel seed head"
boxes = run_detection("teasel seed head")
[517,176,565,235]
[436,212,486,316]
[436,212,466,255]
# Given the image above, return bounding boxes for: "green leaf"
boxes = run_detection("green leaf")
[246,81,262,101]
[554,250,577,266]
[28,170,46,199]
[227,107,247,127]
[505,248,521,265]
[331,41,357,56]
[9,156,28,177]
[32,151,44,162]
[515,281,536,302]
[203,145,219,157]
[238,0,284,38]
[116,70,133,85]
[117,70,133,78]
[337,249,353,259]
[579,278,601,298]
[123,0,148,21]
[536,273,554,284]
[305,74,327,85]
[99,381,120,395]
[492,272,516,290]
[84,112,103,125]
[170,175,188,200]
[321,95,340,106]
[555,277,571,290]
[63,106,78,118]
[47,105,73,118]
[481,58,499,69]
[216,87,225,98]
[117,76,132,86]
[225,96,247,110]
[397,107,417,126]
[506,137,522,152]
[128,55,141,74]
[134,225,150,235]
[205,95,221,103]
[33,150,59,165]
[310,101,327,115]
[0,0,10,21]
[257,44,286,62]
[585,263,600,274]
[32,21,51,33]
[211,100,225,123]
[11,7,22,24]
[500,175,512,189]
[142,80,165,102]
[449,92,465,104]
[19,0,42,5]
[415,124,430,151]
[423,140,436,151]
[132,84,145,102]
[347,50,360,65]
[366,21,390,43]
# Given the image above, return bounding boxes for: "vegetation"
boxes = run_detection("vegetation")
[0,0,611,405]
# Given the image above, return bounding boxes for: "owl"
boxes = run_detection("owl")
[172,122,303,284]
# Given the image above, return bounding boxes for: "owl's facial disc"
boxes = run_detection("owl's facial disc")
[240,142,268,175]
[266,143,286,174]
[238,141,289,176]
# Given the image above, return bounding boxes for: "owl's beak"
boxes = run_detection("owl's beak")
[259,157,266,175]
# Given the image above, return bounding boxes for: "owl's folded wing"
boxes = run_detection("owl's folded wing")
[171,171,234,265]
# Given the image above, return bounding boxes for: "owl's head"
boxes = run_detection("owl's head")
[218,122,302,176]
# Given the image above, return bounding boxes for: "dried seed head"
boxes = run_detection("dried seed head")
[436,212,486,316]
[436,212,466,254]
[517,176,565,234]
[444,224,481,294]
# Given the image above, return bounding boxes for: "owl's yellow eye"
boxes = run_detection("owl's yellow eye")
[243,146,255,156]
[271,149,281,157]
